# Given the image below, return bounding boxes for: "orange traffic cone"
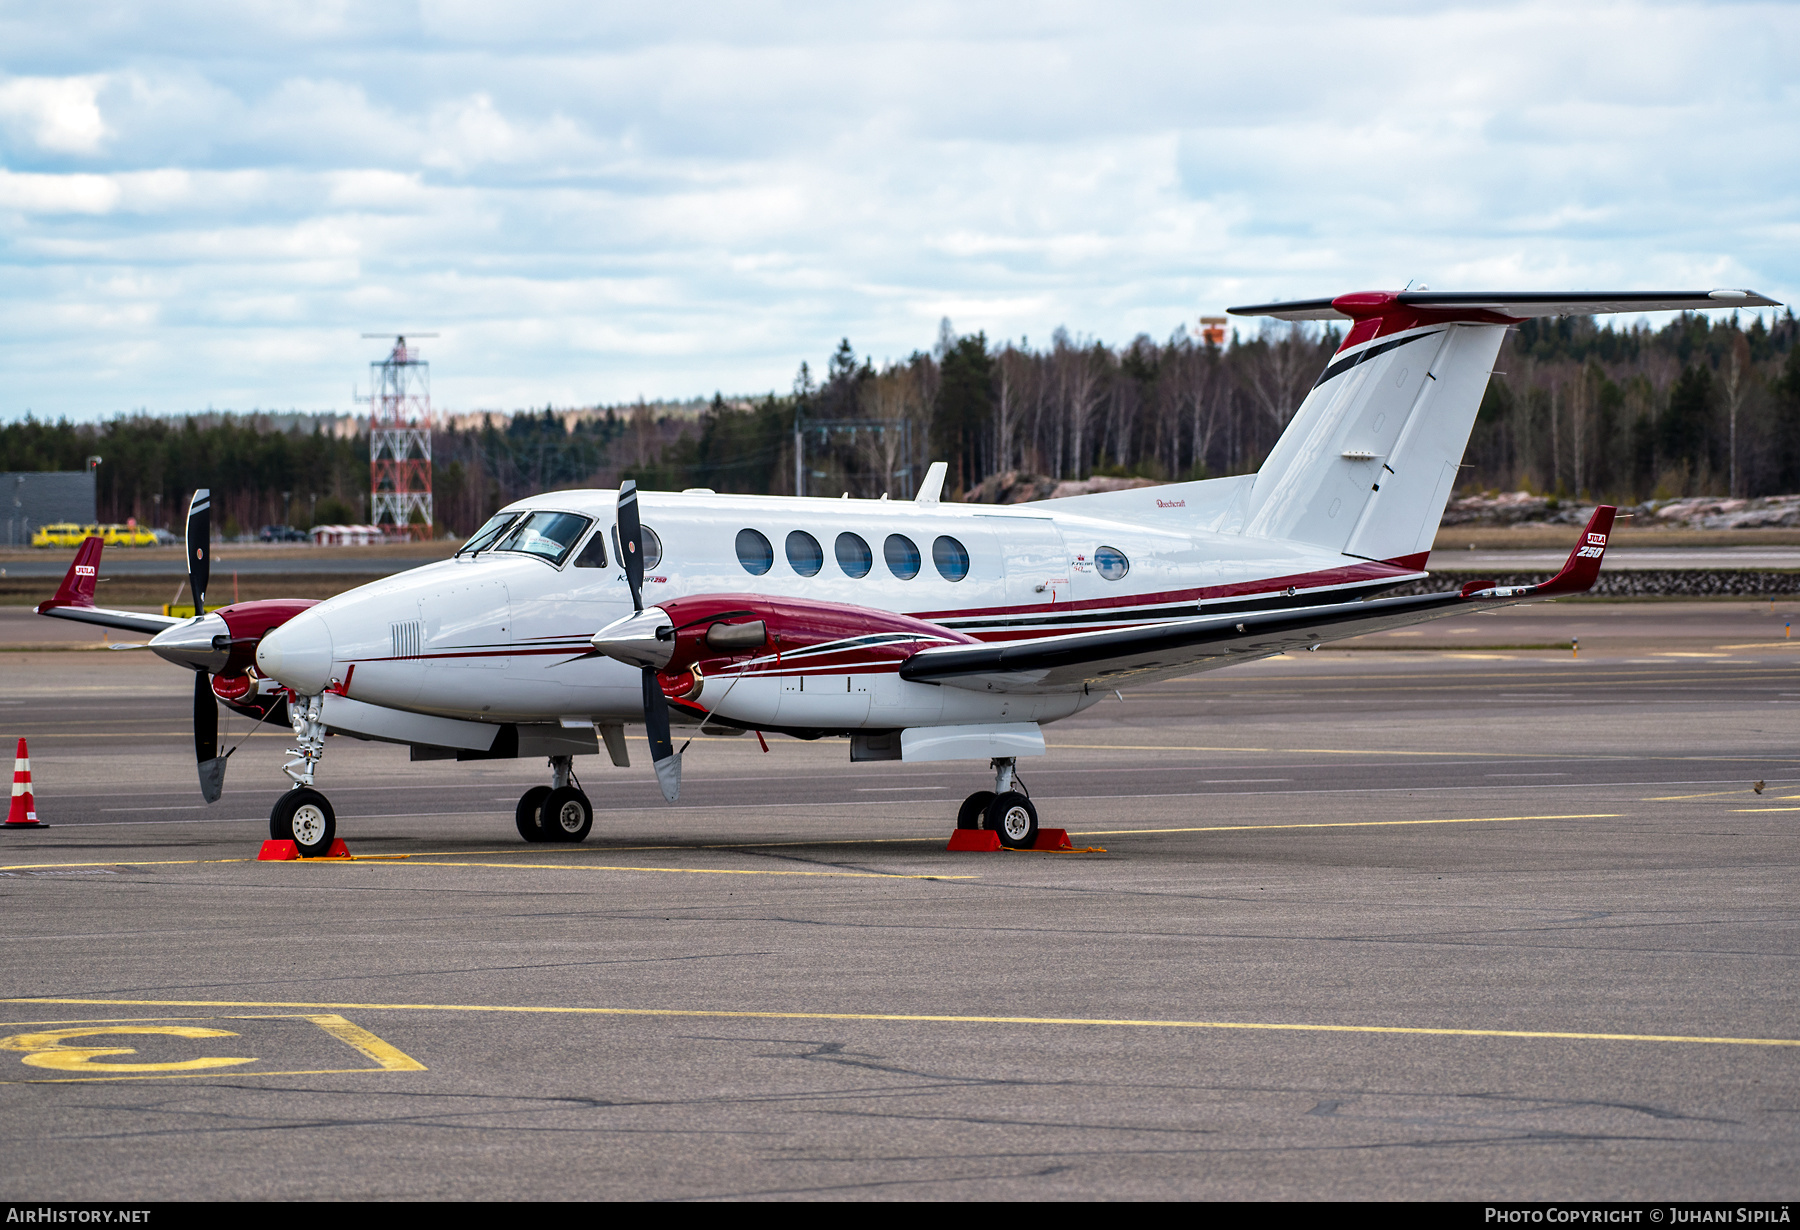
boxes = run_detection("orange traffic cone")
[6,738,46,828]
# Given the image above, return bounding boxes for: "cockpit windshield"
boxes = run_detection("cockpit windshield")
[494,511,593,567]
[457,512,521,557]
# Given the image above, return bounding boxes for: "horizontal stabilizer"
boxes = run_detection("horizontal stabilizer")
[35,535,180,634]
[1229,289,1780,322]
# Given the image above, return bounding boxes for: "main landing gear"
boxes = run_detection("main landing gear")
[956,756,1038,850]
[268,693,337,857]
[517,756,593,843]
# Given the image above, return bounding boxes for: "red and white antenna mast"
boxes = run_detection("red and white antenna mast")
[362,333,437,540]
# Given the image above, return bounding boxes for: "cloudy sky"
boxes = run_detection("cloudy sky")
[1,1,1795,421]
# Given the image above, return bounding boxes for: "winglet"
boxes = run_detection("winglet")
[1534,505,1616,596]
[916,461,947,505]
[36,535,103,613]
[1461,506,1615,602]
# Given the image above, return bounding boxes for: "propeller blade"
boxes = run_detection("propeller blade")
[185,489,211,612]
[618,480,644,612]
[194,672,225,803]
[641,666,681,802]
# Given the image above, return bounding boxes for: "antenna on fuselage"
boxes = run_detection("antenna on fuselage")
[916,462,947,505]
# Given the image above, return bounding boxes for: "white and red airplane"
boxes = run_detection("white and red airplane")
[39,288,1779,854]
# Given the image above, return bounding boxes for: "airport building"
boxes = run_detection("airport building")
[1,471,96,547]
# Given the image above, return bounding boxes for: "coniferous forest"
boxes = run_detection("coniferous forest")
[4,310,1798,538]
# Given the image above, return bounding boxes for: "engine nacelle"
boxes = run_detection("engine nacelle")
[651,593,975,683]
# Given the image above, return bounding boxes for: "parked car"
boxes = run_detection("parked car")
[259,525,310,543]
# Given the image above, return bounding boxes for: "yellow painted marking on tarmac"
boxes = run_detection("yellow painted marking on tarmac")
[1642,789,1760,801]
[0,1025,256,1073]
[300,1013,428,1070]
[0,857,250,872]
[0,1012,424,1084]
[1650,652,1729,658]
[350,859,972,881]
[1,850,971,877]
[1731,806,1800,813]
[1070,813,1619,837]
[1715,642,1800,651]
[4,997,1793,1050]
[0,1066,396,1085]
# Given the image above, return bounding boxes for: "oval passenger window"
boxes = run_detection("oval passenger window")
[736,528,774,576]
[786,530,823,576]
[1095,546,1129,581]
[932,535,969,582]
[884,534,920,580]
[836,532,872,578]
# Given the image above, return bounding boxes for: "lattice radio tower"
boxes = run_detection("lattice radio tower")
[361,333,437,539]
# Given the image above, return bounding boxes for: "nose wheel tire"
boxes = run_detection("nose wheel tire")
[270,788,336,857]
[985,791,1038,849]
[541,786,594,843]
[956,790,995,830]
[516,785,554,842]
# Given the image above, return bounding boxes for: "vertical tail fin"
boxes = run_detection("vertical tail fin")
[46,535,104,609]
[1240,307,1507,565]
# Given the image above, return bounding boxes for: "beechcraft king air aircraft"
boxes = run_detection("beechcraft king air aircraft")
[38,288,1780,854]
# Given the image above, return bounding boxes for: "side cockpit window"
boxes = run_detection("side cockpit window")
[572,529,609,568]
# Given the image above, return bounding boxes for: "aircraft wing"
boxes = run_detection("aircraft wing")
[34,535,181,635]
[900,508,1616,694]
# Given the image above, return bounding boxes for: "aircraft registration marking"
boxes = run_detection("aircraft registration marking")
[0,1012,425,1084]
[3,997,1792,1051]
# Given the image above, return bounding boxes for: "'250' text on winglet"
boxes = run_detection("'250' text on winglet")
[1459,505,1617,601]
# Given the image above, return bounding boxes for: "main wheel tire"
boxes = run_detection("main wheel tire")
[956,790,995,830]
[985,791,1038,849]
[515,785,553,842]
[271,788,336,857]
[540,786,594,843]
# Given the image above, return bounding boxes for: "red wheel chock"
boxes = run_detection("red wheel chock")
[945,828,1075,852]
[258,838,352,861]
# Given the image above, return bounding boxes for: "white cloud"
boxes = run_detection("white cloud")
[0,75,108,154]
[0,1,1795,418]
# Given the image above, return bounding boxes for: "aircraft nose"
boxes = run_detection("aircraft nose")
[256,608,335,694]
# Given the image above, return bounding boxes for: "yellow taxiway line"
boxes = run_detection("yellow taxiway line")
[3,996,1793,1050]
[0,852,971,880]
[1070,813,1620,836]
[0,812,1629,874]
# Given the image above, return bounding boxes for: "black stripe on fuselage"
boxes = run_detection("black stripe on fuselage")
[1312,329,1442,389]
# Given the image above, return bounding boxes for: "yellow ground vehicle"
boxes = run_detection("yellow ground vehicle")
[30,523,86,548]
[31,522,160,548]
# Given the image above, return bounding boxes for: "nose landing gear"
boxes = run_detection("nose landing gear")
[955,757,1039,849]
[517,755,593,843]
[268,693,339,857]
